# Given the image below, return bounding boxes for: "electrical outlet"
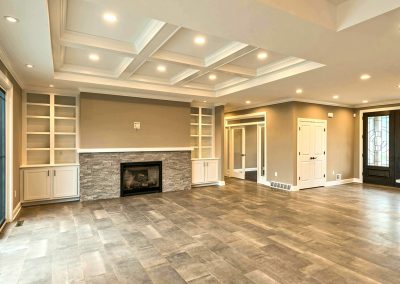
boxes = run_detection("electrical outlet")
[274,172,278,177]
[336,174,342,181]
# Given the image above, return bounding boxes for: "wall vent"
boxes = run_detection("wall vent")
[270,181,292,191]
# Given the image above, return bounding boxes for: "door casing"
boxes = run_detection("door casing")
[297,118,327,190]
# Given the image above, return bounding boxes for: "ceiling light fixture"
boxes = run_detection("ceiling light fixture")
[208,74,217,80]
[360,74,371,80]
[194,36,206,45]
[49,84,54,88]
[25,64,33,69]
[246,100,251,104]
[203,100,207,103]
[257,52,268,60]
[333,95,339,99]
[103,13,117,23]
[157,65,166,72]
[362,100,369,103]
[89,54,100,61]
[296,89,303,94]
[4,16,19,23]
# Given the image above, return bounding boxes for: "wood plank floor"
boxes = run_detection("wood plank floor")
[1,178,400,283]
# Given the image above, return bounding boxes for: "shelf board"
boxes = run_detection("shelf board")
[201,146,213,148]
[27,103,50,107]
[190,114,199,116]
[27,148,50,151]
[27,132,50,135]
[20,163,80,168]
[27,115,50,119]
[201,135,213,137]
[55,148,77,150]
[190,123,199,125]
[55,117,76,120]
[55,132,76,135]
[190,135,199,137]
[54,104,76,108]
[201,114,213,117]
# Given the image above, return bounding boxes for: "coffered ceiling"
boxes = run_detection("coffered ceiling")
[49,0,323,98]
[0,0,400,109]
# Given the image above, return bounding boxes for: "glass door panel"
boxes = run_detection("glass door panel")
[230,127,245,179]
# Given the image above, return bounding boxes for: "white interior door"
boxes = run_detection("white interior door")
[297,119,327,189]
[230,127,246,179]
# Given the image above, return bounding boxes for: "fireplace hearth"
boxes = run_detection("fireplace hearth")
[120,161,162,196]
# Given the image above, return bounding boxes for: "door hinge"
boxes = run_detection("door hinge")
[299,152,300,155]
[324,128,326,132]
[299,177,300,180]
[324,174,326,178]
[299,127,301,131]
[324,151,325,155]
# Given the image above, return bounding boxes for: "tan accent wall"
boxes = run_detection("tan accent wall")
[0,60,22,210]
[80,93,191,148]
[293,102,355,183]
[226,101,356,185]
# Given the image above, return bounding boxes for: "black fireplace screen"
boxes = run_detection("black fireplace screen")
[120,161,162,196]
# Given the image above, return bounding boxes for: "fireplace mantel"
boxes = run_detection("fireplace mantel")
[77,147,193,153]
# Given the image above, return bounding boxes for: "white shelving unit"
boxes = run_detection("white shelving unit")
[21,92,80,204]
[190,106,220,186]
[190,106,215,159]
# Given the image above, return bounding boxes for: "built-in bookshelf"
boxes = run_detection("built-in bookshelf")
[190,106,214,159]
[22,92,79,166]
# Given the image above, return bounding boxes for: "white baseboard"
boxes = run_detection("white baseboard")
[217,181,226,186]
[12,202,21,221]
[192,180,225,187]
[325,178,359,187]
[245,168,257,172]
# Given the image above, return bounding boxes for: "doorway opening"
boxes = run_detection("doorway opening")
[224,112,267,184]
[0,88,5,228]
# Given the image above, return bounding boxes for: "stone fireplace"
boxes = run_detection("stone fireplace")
[79,149,192,201]
[120,161,162,196]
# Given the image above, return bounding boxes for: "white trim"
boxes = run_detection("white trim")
[217,181,226,186]
[245,167,257,172]
[77,147,193,153]
[0,67,14,223]
[0,45,24,88]
[358,105,400,183]
[325,178,356,187]
[12,202,21,221]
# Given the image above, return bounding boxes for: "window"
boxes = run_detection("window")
[367,115,389,167]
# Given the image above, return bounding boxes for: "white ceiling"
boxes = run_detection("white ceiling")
[0,0,400,110]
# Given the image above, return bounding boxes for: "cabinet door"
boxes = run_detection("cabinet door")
[205,160,219,182]
[23,169,51,201]
[53,167,78,198]
[192,161,205,184]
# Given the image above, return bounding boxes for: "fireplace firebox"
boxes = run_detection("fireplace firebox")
[120,161,162,196]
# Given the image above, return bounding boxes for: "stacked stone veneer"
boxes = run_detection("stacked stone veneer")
[79,151,192,201]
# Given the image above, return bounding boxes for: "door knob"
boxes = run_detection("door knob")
[241,154,246,157]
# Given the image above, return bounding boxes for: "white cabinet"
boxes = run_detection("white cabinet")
[23,168,51,201]
[22,166,79,202]
[192,159,219,185]
[53,167,79,198]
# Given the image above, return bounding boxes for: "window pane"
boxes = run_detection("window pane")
[367,115,389,167]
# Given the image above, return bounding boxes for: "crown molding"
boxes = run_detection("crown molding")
[0,45,25,89]
[354,99,400,109]
[225,97,353,112]
[78,87,194,103]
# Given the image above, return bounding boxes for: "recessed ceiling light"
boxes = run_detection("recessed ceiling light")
[397,84,400,88]
[157,65,166,72]
[296,89,303,94]
[246,100,251,104]
[208,74,217,80]
[89,54,100,61]
[103,13,117,23]
[25,64,33,69]
[360,74,371,80]
[49,84,54,88]
[4,16,19,23]
[194,36,206,45]
[257,52,268,60]
[362,100,369,103]
[333,95,339,99]
[203,100,207,103]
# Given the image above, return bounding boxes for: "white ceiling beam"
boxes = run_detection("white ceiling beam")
[216,65,256,78]
[119,24,181,80]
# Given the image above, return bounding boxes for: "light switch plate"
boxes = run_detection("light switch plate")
[133,122,141,130]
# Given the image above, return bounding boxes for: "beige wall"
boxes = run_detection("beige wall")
[226,102,295,184]
[80,93,190,148]
[226,101,356,185]
[0,60,22,210]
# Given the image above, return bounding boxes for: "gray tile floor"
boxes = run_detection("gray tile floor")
[1,179,400,283]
